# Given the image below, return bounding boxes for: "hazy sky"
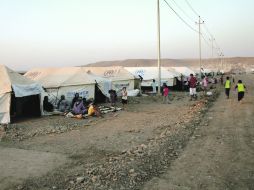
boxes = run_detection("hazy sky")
[1,0,254,70]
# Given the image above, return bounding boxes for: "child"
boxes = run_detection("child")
[121,87,128,110]
[224,76,231,99]
[162,83,170,104]
[88,103,102,117]
[202,76,208,95]
[235,80,246,102]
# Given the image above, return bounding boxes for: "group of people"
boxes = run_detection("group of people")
[108,87,128,110]
[224,76,247,102]
[43,86,129,117]
[43,93,101,117]
[190,73,246,102]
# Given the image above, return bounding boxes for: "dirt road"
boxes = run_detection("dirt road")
[143,75,254,190]
[1,75,254,190]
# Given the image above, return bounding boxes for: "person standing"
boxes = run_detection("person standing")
[202,76,208,95]
[121,87,128,110]
[108,89,117,107]
[151,79,156,95]
[224,76,231,99]
[220,75,224,85]
[232,74,235,83]
[235,80,246,102]
[162,83,170,104]
[188,74,197,100]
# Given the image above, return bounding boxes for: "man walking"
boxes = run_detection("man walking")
[235,80,246,102]
[188,74,197,101]
[224,76,231,99]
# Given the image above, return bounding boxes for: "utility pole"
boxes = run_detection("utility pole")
[157,0,161,95]
[209,37,215,58]
[220,52,224,72]
[196,16,204,78]
[217,48,221,72]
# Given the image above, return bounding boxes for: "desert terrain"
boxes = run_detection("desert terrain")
[84,57,254,73]
[0,74,254,190]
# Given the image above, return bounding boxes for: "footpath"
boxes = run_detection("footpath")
[142,75,254,190]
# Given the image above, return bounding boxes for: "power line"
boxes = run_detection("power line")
[163,0,223,59]
[184,0,223,54]
[184,0,199,17]
[201,34,211,48]
[204,24,213,38]
[163,0,199,34]
[169,0,196,23]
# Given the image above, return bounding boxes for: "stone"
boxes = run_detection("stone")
[76,176,85,183]
[91,176,97,182]
[129,169,135,173]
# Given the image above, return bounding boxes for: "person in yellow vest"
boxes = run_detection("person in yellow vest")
[224,76,231,99]
[234,80,246,102]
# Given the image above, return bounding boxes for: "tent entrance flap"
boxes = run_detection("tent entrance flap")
[10,94,41,122]
[94,84,107,103]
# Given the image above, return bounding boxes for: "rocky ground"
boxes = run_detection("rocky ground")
[3,75,253,190]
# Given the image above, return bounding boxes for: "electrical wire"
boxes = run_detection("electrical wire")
[163,0,199,34]
[163,0,223,54]
[169,0,196,23]
[201,34,211,48]
[184,0,199,17]
[183,0,223,53]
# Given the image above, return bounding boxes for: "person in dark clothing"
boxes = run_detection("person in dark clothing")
[220,75,224,85]
[71,93,79,109]
[43,96,54,112]
[188,74,197,100]
[108,89,117,106]
[57,95,69,112]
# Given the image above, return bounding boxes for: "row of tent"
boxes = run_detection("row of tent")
[1,65,202,124]
[24,66,198,102]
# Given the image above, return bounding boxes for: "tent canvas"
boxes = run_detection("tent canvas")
[83,66,140,92]
[163,67,182,78]
[25,67,110,105]
[0,65,43,124]
[171,67,196,77]
[124,67,176,87]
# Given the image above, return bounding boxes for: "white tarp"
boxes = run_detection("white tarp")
[12,83,44,97]
[0,65,43,124]
[171,67,196,77]
[0,93,11,124]
[83,66,138,92]
[163,67,182,77]
[124,67,176,87]
[25,67,112,105]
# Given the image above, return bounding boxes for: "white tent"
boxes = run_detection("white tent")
[171,67,196,77]
[124,67,176,87]
[163,67,182,78]
[25,67,109,105]
[0,65,43,124]
[83,66,140,92]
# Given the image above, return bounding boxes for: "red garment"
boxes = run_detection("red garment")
[189,76,197,88]
[163,87,169,96]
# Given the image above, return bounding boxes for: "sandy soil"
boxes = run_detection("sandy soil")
[142,74,254,190]
[1,75,253,190]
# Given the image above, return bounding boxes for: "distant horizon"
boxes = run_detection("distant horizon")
[1,0,253,71]
[12,56,254,72]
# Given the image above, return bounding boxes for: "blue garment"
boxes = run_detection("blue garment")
[72,101,87,115]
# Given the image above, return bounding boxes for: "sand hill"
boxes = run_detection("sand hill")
[84,57,254,73]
